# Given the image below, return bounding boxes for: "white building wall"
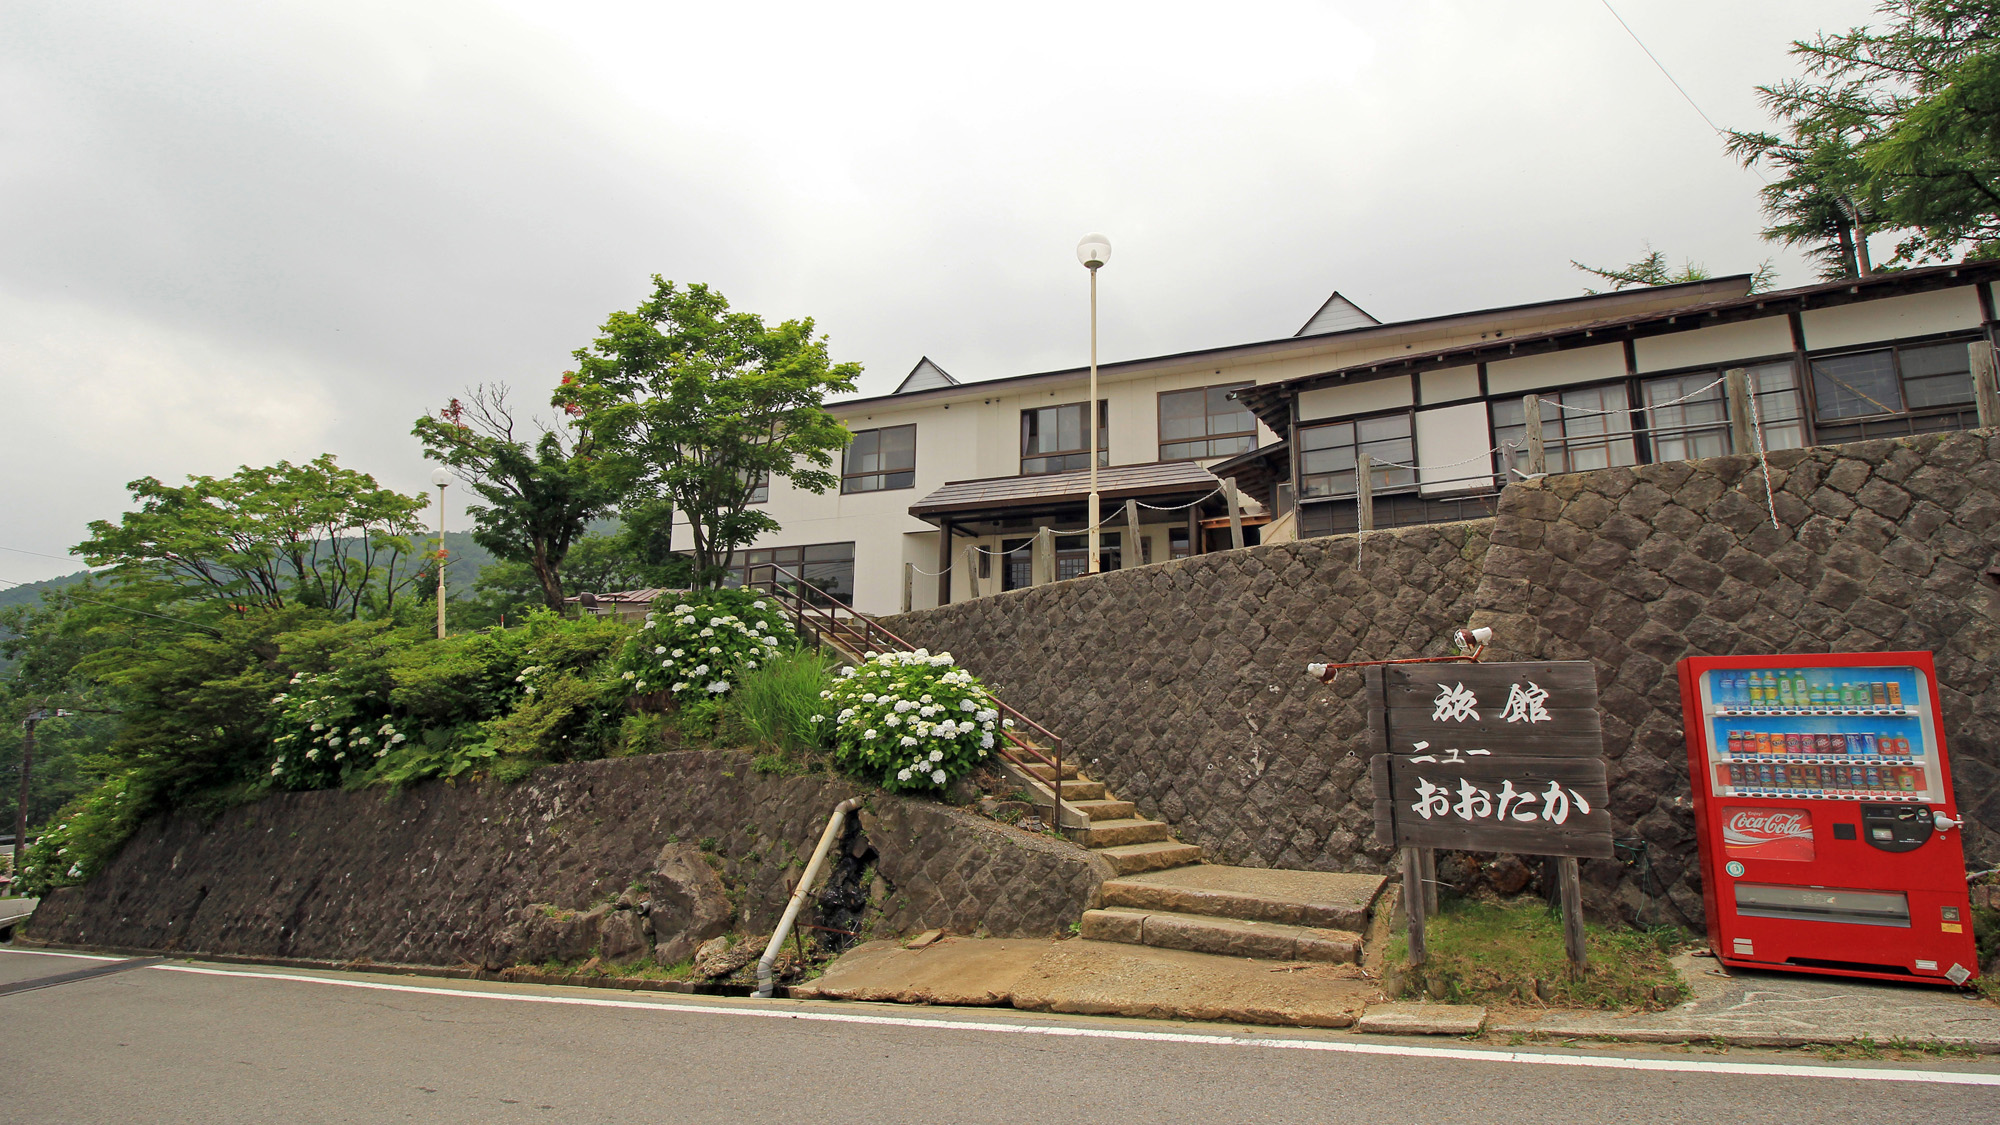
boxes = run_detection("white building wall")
[1485,343,1626,395]
[1414,402,1495,494]
[1801,287,1985,350]
[1633,317,1794,372]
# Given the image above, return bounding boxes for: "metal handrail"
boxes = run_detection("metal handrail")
[745,563,1074,824]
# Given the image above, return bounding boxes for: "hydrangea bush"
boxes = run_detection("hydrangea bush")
[267,670,410,789]
[816,649,1008,793]
[613,589,795,701]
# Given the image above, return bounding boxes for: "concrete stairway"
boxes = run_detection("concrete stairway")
[1079,865,1387,964]
[1018,759,1203,876]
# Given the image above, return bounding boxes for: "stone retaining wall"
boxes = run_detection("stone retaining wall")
[27,750,1107,963]
[887,430,2000,927]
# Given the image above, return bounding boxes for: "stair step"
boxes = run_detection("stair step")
[1035,779,1105,802]
[1068,799,1136,821]
[1080,818,1171,848]
[1025,761,1082,781]
[1098,867,1387,931]
[1092,840,1204,876]
[1080,908,1362,964]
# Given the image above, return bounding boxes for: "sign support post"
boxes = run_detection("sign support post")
[1401,845,1428,965]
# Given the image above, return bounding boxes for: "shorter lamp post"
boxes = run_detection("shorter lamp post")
[431,468,452,639]
[1076,233,1111,572]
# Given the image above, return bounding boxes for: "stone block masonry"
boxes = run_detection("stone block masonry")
[27,750,1109,964]
[886,430,2000,928]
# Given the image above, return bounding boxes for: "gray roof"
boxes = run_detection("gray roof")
[910,460,1220,518]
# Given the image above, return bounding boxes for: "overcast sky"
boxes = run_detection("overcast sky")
[0,0,1882,583]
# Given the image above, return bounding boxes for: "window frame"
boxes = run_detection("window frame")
[841,423,917,494]
[1296,408,1418,500]
[725,541,857,605]
[1020,400,1109,476]
[1806,334,1982,424]
[1157,381,1259,462]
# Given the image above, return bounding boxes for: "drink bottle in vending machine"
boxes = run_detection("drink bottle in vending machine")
[1677,651,1978,985]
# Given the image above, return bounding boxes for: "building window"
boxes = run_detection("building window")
[1159,383,1257,461]
[1001,537,1034,591]
[1055,533,1119,579]
[842,425,915,493]
[1641,372,1731,462]
[1021,401,1108,475]
[724,542,855,605]
[1298,413,1415,499]
[1812,340,1975,421]
[744,470,769,504]
[1493,384,1638,475]
[1169,526,1191,560]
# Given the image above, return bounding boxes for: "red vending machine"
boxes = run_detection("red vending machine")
[1678,651,1978,985]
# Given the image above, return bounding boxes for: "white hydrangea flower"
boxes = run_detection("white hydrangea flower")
[674,603,692,613]
[884,714,902,727]
[894,700,915,713]
[900,736,919,748]
[708,680,730,694]
[622,671,636,680]
[644,619,657,629]
[928,749,944,763]
[693,664,709,675]
[897,768,912,781]
[930,769,946,784]
[310,722,324,732]
[654,645,667,655]
[960,699,977,712]
[863,729,878,740]
[672,682,687,692]
[981,732,994,749]
[672,648,685,657]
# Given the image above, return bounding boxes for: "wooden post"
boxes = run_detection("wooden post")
[1556,855,1588,980]
[1221,476,1245,550]
[1355,452,1375,532]
[1401,846,1427,966]
[936,520,953,607]
[1724,367,1755,454]
[1523,394,1547,476]
[1187,508,1202,557]
[1033,526,1054,585]
[1972,341,1999,429]
[1124,499,1142,568]
[1419,847,1439,916]
[901,563,912,614]
[964,544,980,599]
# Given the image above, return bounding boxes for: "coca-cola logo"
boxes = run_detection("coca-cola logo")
[1724,810,1810,842]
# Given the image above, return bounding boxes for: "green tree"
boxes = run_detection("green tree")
[1727,1,2000,276]
[75,456,429,621]
[413,386,626,613]
[1572,245,1778,293]
[558,278,860,587]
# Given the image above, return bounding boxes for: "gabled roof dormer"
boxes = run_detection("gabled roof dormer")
[894,356,960,394]
[1295,291,1381,337]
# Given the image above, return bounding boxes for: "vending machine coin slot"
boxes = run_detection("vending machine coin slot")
[1859,804,1933,853]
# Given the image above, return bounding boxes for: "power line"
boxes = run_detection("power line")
[0,545,85,565]
[0,575,223,637]
[1593,0,1771,186]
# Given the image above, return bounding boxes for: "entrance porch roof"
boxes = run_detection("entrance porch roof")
[909,460,1221,526]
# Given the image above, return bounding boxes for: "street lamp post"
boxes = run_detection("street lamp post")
[431,468,452,639]
[1077,233,1111,573]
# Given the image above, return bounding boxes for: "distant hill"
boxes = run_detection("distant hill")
[0,569,90,612]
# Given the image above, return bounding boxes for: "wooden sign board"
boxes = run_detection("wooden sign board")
[1367,661,1613,860]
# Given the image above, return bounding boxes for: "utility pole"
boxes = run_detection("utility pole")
[13,708,67,876]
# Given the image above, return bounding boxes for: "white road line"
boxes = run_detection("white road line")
[0,947,124,962]
[151,963,2000,1088]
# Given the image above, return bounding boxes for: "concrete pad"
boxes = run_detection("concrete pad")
[788,938,1050,1006]
[1010,939,1382,1028]
[1489,953,2000,1051]
[1098,866,1385,930]
[1357,1003,1487,1036]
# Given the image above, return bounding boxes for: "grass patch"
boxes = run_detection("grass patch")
[1387,896,1692,1010]
[723,647,834,759]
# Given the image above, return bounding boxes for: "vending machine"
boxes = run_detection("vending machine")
[1677,651,1979,985]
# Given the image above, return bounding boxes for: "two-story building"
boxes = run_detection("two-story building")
[709,260,1999,617]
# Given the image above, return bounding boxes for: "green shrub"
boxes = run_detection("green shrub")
[816,648,1002,793]
[614,590,793,702]
[13,776,144,898]
[725,647,834,756]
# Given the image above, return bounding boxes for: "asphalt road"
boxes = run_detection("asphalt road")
[3,947,1998,1124]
